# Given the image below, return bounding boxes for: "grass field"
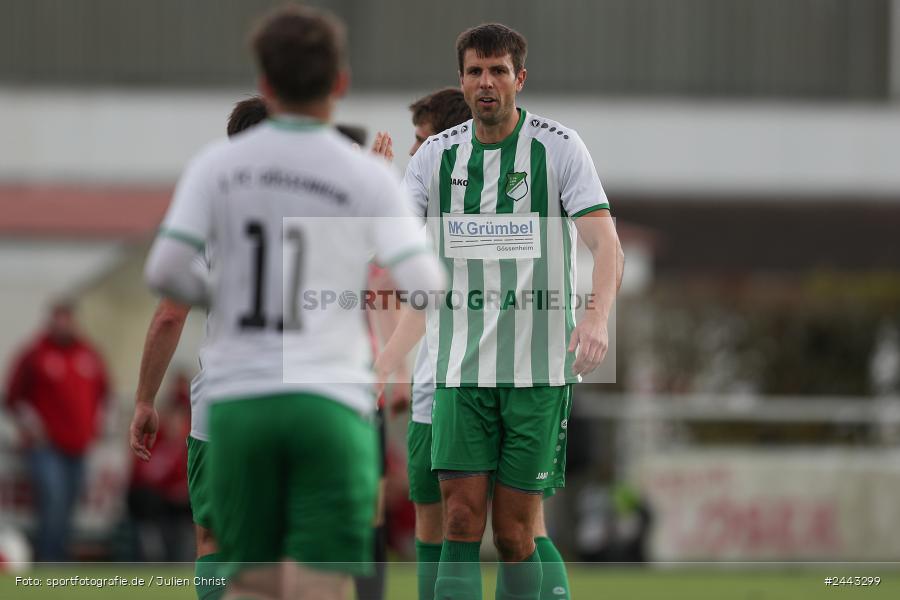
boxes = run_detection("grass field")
[2,564,898,599]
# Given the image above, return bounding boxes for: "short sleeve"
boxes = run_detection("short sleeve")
[558,132,610,218]
[401,143,432,220]
[158,152,216,251]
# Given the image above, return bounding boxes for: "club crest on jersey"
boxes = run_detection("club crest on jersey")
[505,172,528,201]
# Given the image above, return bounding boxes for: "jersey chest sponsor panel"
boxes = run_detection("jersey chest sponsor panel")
[412,110,608,389]
[164,122,422,414]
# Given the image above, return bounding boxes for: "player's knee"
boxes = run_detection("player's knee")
[493,525,532,562]
[443,501,484,540]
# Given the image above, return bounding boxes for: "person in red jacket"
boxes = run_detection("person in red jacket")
[4,300,109,561]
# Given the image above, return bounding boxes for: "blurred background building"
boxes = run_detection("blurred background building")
[0,0,899,563]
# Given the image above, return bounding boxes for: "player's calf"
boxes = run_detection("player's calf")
[415,502,443,544]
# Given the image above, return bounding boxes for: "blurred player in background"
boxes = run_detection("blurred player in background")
[129,95,269,600]
[379,23,622,599]
[144,5,443,600]
[133,94,397,600]
[4,301,110,563]
[378,88,476,600]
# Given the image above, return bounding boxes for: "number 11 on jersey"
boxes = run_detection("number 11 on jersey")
[238,220,305,332]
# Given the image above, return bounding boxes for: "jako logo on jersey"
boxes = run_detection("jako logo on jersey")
[505,172,528,201]
[536,472,549,480]
[451,178,468,187]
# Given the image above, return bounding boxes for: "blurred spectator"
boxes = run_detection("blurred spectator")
[127,372,192,563]
[3,300,110,562]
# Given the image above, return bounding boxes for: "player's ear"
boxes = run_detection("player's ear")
[332,69,350,100]
[515,68,527,92]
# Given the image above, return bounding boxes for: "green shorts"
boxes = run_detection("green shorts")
[407,420,441,504]
[208,393,377,577]
[431,385,572,492]
[186,436,213,529]
[409,419,557,502]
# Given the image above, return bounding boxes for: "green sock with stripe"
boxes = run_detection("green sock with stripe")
[495,550,542,600]
[416,539,444,600]
[194,553,225,600]
[434,540,482,600]
[534,537,570,599]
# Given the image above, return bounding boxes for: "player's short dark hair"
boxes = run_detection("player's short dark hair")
[335,124,368,146]
[409,88,472,133]
[456,23,527,74]
[250,4,346,105]
[227,96,268,137]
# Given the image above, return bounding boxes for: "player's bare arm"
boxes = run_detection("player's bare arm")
[569,210,621,376]
[373,306,426,403]
[368,291,413,413]
[129,298,190,461]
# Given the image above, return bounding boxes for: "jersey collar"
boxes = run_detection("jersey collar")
[268,114,327,131]
[471,108,526,151]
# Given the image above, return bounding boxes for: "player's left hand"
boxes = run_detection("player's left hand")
[371,131,394,163]
[129,403,159,462]
[568,313,609,376]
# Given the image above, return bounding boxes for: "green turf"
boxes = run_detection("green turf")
[1,564,897,599]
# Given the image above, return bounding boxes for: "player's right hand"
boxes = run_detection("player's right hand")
[129,402,159,462]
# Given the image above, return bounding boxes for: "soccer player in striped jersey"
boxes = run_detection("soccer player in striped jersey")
[403,88,474,600]
[144,6,444,600]
[386,23,622,600]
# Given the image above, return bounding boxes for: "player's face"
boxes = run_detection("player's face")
[460,49,525,127]
[410,121,434,156]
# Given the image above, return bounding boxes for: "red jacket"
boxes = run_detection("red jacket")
[5,334,109,455]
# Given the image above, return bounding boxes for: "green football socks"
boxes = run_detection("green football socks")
[535,537,570,599]
[416,539,444,600]
[434,540,483,600]
[496,550,542,600]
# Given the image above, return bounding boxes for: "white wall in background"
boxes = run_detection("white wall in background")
[0,241,122,374]
[637,449,900,561]
[2,87,900,197]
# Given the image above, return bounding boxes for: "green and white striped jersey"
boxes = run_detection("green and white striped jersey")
[403,109,609,389]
